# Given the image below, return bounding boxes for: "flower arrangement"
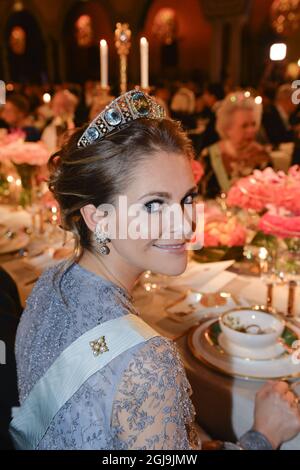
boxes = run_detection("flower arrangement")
[0,131,49,207]
[0,139,49,166]
[204,213,247,247]
[258,211,300,239]
[227,166,300,215]
[225,165,300,240]
[226,167,286,211]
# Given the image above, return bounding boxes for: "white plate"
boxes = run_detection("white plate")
[0,232,30,254]
[165,290,244,324]
[188,319,300,380]
[218,333,285,360]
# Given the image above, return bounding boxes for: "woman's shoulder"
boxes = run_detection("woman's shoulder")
[121,334,190,391]
[110,334,195,450]
[16,261,136,401]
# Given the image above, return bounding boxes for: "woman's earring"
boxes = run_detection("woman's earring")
[94,222,111,255]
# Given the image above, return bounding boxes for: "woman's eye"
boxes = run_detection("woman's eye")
[144,200,164,213]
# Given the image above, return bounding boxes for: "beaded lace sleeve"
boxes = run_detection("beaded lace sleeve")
[111,336,201,450]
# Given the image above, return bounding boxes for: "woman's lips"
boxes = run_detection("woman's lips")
[152,242,187,253]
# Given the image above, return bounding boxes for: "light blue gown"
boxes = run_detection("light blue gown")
[14,262,198,450]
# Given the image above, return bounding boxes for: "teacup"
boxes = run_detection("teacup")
[219,307,285,350]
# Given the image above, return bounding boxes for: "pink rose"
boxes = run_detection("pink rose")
[259,212,300,238]
[0,140,49,165]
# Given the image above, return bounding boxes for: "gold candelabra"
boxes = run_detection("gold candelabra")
[115,22,131,93]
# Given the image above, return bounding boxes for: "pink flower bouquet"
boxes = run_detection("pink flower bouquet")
[0,133,50,207]
[0,140,49,166]
[258,212,300,239]
[226,165,300,242]
[226,167,286,211]
[227,166,300,214]
[204,214,247,247]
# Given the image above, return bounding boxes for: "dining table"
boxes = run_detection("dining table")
[1,202,300,450]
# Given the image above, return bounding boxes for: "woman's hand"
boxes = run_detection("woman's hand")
[253,380,300,449]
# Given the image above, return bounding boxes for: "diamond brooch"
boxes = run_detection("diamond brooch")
[89,336,109,356]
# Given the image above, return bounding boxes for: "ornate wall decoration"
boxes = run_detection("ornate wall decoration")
[201,0,249,18]
[75,14,93,47]
[152,8,178,45]
[271,0,300,36]
[9,25,26,54]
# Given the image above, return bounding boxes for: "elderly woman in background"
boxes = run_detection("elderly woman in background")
[198,92,271,199]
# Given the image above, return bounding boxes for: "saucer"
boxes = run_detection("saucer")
[218,333,285,360]
[188,319,300,380]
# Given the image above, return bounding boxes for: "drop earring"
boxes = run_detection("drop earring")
[94,222,111,255]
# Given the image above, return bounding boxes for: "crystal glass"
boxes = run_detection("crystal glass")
[139,270,170,294]
[276,238,300,284]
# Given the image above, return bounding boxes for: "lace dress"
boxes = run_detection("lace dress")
[15,262,200,450]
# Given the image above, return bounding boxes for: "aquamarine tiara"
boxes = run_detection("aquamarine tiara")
[77,89,166,148]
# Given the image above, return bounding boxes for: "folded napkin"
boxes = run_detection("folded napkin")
[166,260,235,291]
[135,264,238,339]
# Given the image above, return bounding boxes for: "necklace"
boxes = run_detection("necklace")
[88,249,133,302]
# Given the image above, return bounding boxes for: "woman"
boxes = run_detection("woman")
[198,91,271,199]
[10,90,300,450]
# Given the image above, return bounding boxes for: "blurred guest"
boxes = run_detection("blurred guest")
[152,83,171,116]
[0,115,9,129]
[1,94,40,142]
[41,89,78,153]
[88,88,115,121]
[65,83,89,126]
[198,92,270,199]
[262,84,296,146]
[170,86,196,130]
[35,98,54,131]
[201,83,225,118]
[290,105,300,165]
[197,83,225,151]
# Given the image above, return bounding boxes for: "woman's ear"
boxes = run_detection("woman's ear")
[80,204,104,232]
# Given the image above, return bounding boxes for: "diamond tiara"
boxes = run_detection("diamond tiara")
[77,89,166,148]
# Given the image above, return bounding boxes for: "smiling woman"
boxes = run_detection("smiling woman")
[9,91,300,450]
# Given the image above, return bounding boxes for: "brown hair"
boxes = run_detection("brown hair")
[48,118,194,262]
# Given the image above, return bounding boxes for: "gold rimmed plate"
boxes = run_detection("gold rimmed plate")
[188,319,300,381]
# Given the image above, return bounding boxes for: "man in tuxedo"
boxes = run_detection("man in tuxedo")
[0,268,22,449]
[262,84,296,146]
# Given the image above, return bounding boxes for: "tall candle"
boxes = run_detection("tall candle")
[140,37,149,89]
[100,39,108,88]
